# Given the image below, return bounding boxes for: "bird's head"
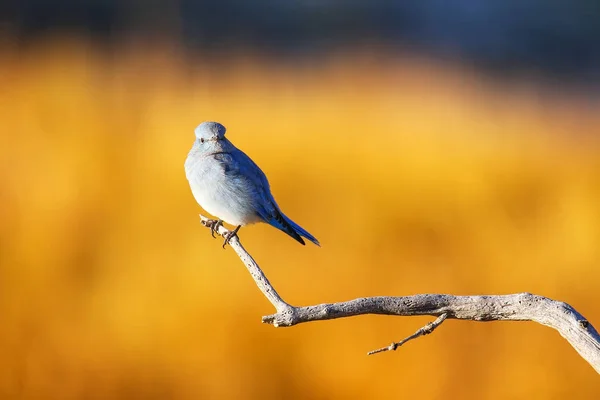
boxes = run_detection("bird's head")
[194,121,227,144]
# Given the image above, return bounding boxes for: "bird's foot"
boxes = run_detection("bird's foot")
[203,219,223,238]
[222,225,241,249]
[210,220,223,238]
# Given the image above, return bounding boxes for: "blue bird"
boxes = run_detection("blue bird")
[185,121,320,248]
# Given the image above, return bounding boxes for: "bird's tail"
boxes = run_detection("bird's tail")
[271,210,320,246]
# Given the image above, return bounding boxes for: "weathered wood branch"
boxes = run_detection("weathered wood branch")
[199,215,600,374]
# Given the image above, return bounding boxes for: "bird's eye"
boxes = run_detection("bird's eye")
[200,138,205,143]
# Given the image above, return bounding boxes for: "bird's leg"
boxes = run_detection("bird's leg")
[203,219,223,238]
[222,225,241,249]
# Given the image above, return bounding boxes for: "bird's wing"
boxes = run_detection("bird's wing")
[215,150,285,212]
[212,149,275,214]
[213,149,310,245]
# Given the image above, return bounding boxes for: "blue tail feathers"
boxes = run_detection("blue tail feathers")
[280,212,320,246]
[263,209,320,246]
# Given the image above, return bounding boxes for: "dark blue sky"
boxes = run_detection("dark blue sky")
[3,1,600,83]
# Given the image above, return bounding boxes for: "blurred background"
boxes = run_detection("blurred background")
[1,1,600,399]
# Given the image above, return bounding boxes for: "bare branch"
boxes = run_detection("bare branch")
[199,215,600,374]
[200,215,292,314]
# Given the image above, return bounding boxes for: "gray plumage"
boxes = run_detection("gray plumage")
[185,121,319,246]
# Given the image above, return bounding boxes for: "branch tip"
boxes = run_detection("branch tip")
[368,314,449,356]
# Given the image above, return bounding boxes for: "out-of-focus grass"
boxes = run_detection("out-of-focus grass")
[1,38,600,399]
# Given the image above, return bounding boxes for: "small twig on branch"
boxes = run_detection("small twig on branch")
[367,313,448,355]
[199,215,600,374]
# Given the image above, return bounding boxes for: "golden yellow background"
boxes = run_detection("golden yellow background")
[1,39,600,399]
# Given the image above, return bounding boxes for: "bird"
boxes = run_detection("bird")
[185,121,320,248]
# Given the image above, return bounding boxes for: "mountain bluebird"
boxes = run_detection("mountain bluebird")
[185,121,320,248]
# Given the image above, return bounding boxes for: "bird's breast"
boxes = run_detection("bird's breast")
[185,153,261,226]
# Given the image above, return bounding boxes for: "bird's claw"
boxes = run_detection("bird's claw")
[222,225,241,249]
[211,220,223,238]
[204,219,223,238]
